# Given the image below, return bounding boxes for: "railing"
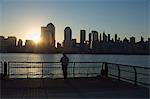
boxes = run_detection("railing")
[7,62,103,78]
[0,61,3,73]
[107,62,150,86]
[1,61,150,86]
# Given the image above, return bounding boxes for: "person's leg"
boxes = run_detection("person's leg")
[64,67,67,79]
[62,66,65,78]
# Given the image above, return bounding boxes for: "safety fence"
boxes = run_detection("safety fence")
[0,61,2,73]
[0,61,150,86]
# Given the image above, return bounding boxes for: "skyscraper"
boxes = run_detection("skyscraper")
[63,27,72,48]
[7,36,17,47]
[103,32,107,42]
[92,31,98,49]
[108,34,110,42]
[18,39,23,47]
[41,23,55,48]
[100,33,101,42]
[80,30,86,44]
[130,37,135,44]
[64,27,72,41]
[92,31,98,41]
[89,33,92,48]
[140,36,144,42]
[115,34,117,42]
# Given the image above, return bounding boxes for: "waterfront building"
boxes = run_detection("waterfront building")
[64,27,72,41]
[99,33,102,42]
[92,31,98,41]
[108,34,110,42]
[80,30,86,44]
[0,36,6,52]
[72,39,77,48]
[63,27,72,48]
[57,43,61,48]
[140,36,144,42]
[92,31,99,49]
[115,34,118,42]
[123,38,129,45]
[130,37,135,44]
[18,39,23,47]
[25,40,34,48]
[103,32,107,42]
[88,33,92,48]
[7,36,17,47]
[41,23,55,48]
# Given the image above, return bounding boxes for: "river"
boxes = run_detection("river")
[0,53,149,67]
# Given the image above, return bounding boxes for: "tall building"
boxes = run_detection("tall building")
[99,33,101,42]
[123,37,129,44]
[148,38,150,42]
[108,34,110,42]
[7,36,17,47]
[140,36,144,42]
[63,27,72,48]
[80,30,86,44]
[92,31,98,41]
[115,34,117,42]
[25,40,34,48]
[130,37,135,44]
[64,27,72,41]
[92,31,99,49]
[72,39,77,48]
[103,32,107,42]
[57,43,62,49]
[0,36,5,45]
[41,23,55,48]
[89,33,92,48]
[18,39,23,47]
[0,36,5,51]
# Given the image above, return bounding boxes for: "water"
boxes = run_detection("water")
[0,53,150,67]
[0,53,150,85]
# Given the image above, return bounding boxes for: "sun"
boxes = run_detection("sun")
[31,33,41,43]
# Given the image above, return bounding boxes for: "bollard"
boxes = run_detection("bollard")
[4,62,8,77]
[105,62,108,77]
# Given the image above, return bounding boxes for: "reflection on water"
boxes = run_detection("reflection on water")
[0,53,149,67]
[0,53,149,85]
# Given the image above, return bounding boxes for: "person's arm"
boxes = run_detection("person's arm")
[60,58,62,62]
[67,57,69,62]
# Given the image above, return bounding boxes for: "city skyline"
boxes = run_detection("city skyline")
[0,0,149,43]
[0,22,149,54]
[0,22,149,46]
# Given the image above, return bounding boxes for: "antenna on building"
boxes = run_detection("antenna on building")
[103,29,105,34]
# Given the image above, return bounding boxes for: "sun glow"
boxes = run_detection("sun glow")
[31,32,41,43]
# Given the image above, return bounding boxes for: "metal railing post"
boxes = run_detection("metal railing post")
[1,62,3,74]
[133,67,137,85]
[105,62,108,77]
[117,65,120,81]
[42,63,43,78]
[73,62,75,78]
[4,61,8,77]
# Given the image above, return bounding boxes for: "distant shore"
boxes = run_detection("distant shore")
[0,52,149,55]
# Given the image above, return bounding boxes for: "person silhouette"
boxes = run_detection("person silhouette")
[60,53,69,79]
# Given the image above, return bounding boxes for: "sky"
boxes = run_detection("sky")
[0,0,149,44]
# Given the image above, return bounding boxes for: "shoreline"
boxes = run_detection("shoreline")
[0,52,149,55]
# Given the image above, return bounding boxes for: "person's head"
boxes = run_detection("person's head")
[63,53,66,57]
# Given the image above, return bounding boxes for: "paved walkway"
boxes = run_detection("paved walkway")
[0,77,149,99]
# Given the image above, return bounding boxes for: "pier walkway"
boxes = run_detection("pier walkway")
[1,77,149,99]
